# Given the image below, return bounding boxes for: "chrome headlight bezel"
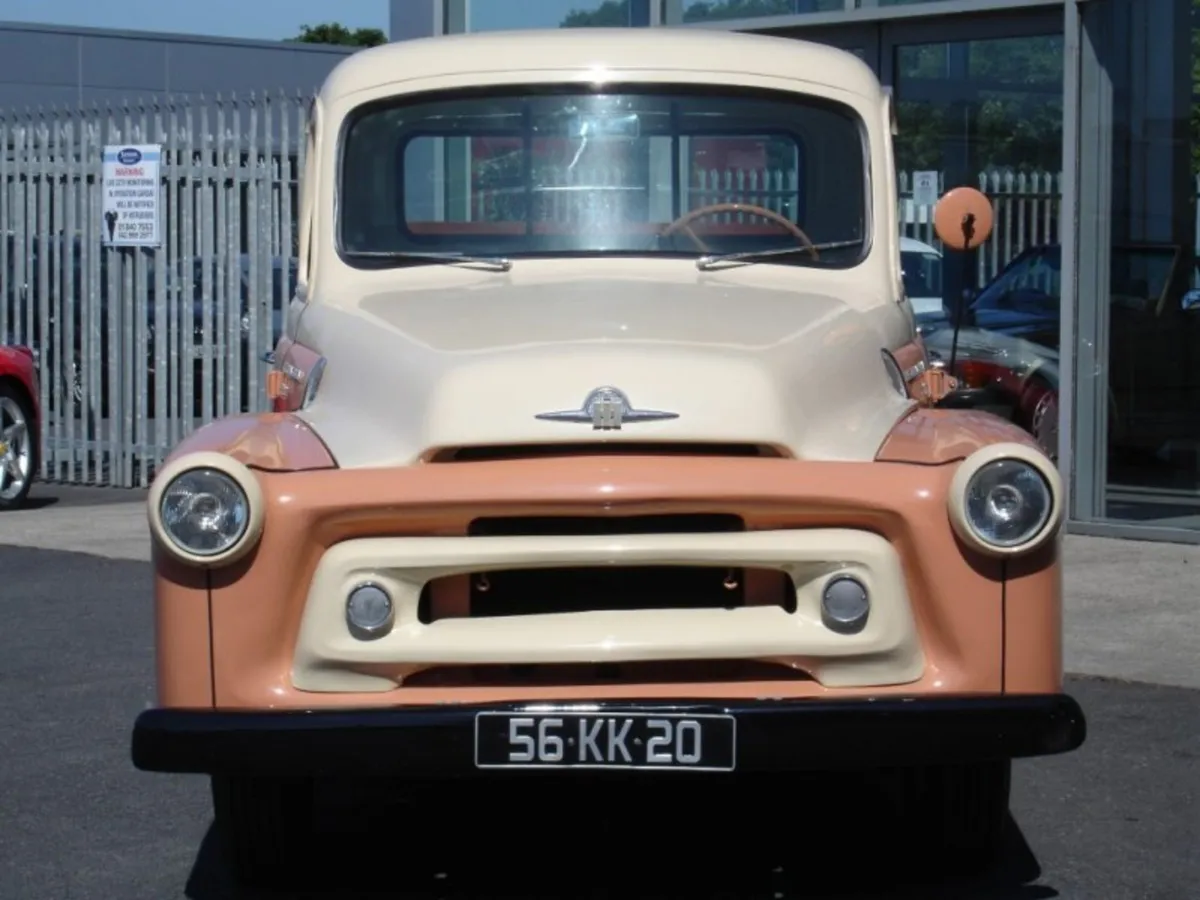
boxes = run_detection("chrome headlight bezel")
[881,349,908,398]
[147,451,265,567]
[947,442,1063,557]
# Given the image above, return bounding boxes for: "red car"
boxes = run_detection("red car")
[0,344,38,510]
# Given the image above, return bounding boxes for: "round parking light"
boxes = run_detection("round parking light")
[821,574,870,635]
[346,583,394,640]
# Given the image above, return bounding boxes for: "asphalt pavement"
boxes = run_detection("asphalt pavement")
[0,489,1197,899]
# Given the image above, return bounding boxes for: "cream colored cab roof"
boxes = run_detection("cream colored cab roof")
[317,27,885,104]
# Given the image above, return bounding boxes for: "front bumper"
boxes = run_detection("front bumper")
[131,693,1086,777]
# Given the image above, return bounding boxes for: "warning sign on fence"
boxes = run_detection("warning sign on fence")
[911,170,939,208]
[101,144,162,247]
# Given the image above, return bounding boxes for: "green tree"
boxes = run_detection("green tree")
[683,0,794,22]
[559,0,798,26]
[557,2,1200,179]
[562,1,631,27]
[893,37,1064,174]
[288,22,387,47]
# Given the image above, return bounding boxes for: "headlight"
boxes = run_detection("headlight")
[161,469,247,555]
[947,442,1063,557]
[147,451,265,566]
[965,460,1050,546]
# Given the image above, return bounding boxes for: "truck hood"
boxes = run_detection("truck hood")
[294,267,914,467]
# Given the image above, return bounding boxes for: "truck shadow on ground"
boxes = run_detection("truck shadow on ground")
[182,777,1059,900]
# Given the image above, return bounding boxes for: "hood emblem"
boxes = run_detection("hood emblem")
[535,386,679,431]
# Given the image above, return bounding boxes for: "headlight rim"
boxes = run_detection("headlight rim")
[147,451,266,568]
[947,441,1063,558]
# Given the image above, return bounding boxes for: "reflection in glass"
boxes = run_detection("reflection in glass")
[1080,0,1200,528]
[470,0,645,31]
[682,0,842,20]
[900,237,944,316]
[339,88,867,267]
[894,37,1063,175]
[895,35,1063,460]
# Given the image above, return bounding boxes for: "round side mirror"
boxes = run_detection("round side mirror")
[933,186,994,251]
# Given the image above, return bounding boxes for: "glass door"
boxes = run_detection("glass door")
[1073,0,1200,535]
[882,11,1065,459]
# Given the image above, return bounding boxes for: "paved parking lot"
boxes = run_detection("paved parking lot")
[0,487,1197,899]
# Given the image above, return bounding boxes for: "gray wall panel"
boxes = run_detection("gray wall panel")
[0,31,79,88]
[80,36,168,91]
[0,22,353,113]
[164,42,343,95]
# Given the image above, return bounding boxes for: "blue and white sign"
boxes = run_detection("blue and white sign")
[101,144,162,247]
[911,170,939,208]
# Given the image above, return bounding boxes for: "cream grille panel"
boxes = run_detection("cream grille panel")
[292,529,925,692]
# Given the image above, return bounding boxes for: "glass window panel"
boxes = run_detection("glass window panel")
[1085,0,1200,528]
[870,1,959,6]
[342,87,866,266]
[895,35,1064,460]
[682,0,843,23]
[469,0,647,31]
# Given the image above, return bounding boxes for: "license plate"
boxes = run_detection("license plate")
[474,711,736,771]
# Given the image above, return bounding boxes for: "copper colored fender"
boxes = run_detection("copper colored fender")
[164,412,336,472]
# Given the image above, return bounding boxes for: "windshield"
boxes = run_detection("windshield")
[338,86,869,268]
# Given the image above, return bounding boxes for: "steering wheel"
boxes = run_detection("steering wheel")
[659,202,819,260]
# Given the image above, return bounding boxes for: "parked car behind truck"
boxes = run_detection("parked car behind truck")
[0,342,39,509]
[919,241,1200,467]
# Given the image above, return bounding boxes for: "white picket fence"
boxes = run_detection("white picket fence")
[692,166,1062,286]
[898,169,1062,287]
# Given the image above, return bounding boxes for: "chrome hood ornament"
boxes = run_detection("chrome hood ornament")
[535,386,680,431]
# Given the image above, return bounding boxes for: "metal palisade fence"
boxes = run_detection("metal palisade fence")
[896,168,1063,287]
[1,92,306,489]
[1,90,1064,489]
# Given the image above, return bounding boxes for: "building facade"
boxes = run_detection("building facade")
[0,3,1192,543]
[0,20,352,110]
[385,0,1200,545]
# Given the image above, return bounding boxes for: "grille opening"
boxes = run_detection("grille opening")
[468,513,745,537]
[402,659,813,688]
[427,442,785,462]
[417,565,795,623]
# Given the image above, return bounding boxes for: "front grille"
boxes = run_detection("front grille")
[417,563,795,622]
[468,513,745,536]
[402,659,812,687]
[427,442,785,462]
[474,565,749,618]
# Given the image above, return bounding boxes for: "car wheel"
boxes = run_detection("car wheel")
[0,383,36,511]
[1021,377,1059,462]
[893,759,1011,876]
[210,775,316,889]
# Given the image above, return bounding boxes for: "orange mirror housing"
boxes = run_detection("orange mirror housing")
[933,186,994,251]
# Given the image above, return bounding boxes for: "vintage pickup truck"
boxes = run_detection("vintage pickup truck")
[130,26,1086,888]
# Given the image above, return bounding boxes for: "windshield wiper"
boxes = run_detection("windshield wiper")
[343,250,513,271]
[695,240,865,271]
